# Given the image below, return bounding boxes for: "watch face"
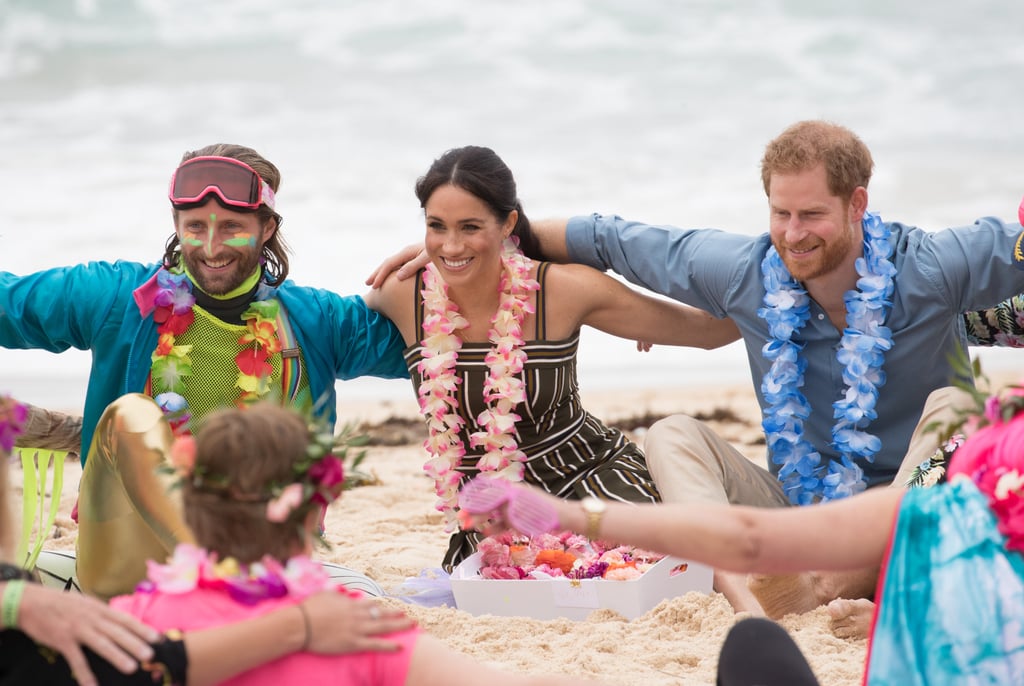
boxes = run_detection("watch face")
[582,497,606,514]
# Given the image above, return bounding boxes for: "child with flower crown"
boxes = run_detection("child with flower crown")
[460,375,1024,684]
[0,394,418,686]
[364,145,742,572]
[110,401,600,686]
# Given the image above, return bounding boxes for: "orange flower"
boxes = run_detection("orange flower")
[604,561,638,574]
[155,333,176,357]
[239,320,282,354]
[533,549,576,575]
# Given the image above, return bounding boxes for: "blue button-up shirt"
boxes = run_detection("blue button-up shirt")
[567,213,1024,486]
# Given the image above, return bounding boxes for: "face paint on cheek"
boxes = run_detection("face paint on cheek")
[223,233,256,249]
[181,237,204,247]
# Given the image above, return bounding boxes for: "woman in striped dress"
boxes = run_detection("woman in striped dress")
[365,145,741,569]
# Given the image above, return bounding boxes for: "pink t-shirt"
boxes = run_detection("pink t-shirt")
[111,587,419,686]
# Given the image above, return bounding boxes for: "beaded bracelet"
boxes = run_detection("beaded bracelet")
[1,580,26,629]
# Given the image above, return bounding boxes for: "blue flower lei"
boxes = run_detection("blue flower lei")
[758,211,896,505]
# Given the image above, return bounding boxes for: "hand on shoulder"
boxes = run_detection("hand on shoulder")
[16,582,159,686]
[364,243,429,290]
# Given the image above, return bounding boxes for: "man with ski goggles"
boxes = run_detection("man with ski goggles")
[1,143,409,600]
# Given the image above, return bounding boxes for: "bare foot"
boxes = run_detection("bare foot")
[746,573,821,619]
[827,597,875,639]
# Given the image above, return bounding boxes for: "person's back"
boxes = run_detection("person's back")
[112,557,417,685]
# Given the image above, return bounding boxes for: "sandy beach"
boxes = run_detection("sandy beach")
[15,383,869,685]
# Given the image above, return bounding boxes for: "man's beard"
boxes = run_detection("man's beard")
[777,228,856,283]
[180,247,263,295]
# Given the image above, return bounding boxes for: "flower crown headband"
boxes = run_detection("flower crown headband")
[166,415,366,524]
[0,396,27,455]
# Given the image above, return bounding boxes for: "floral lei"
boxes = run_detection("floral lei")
[134,267,282,433]
[417,238,539,530]
[138,543,334,606]
[758,211,896,505]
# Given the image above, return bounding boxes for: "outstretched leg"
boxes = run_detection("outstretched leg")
[644,415,788,614]
[77,394,194,599]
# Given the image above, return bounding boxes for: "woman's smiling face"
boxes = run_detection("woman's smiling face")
[423,184,515,287]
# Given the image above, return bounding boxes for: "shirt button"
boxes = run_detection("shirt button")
[817,313,825,320]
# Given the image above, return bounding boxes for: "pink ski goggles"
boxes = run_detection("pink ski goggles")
[168,156,276,211]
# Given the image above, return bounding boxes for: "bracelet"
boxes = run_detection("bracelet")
[2,580,26,629]
[297,603,311,652]
[0,563,31,582]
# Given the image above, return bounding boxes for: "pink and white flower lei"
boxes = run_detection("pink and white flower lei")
[417,239,539,530]
[139,543,334,605]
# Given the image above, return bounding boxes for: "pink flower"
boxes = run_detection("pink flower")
[146,543,207,593]
[168,435,197,474]
[0,396,28,453]
[532,533,563,551]
[278,555,333,599]
[994,494,1024,552]
[509,545,537,568]
[266,483,304,523]
[481,565,524,579]
[309,455,345,505]
[984,394,1003,424]
[563,534,589,556]
[531,564,566,578]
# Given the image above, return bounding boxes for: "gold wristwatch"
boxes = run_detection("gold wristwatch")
[580,497,607,541]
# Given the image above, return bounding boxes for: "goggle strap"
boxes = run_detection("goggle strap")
[261,183,276,210]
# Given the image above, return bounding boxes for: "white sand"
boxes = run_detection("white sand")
[14,383,869,685]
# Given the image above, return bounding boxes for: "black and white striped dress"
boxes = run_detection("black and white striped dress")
[404,263,661,570]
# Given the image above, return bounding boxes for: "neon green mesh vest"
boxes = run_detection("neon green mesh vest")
[148,302,311,424]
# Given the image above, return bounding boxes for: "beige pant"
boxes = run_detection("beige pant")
[76,394,193,599]
[644,386,975,507]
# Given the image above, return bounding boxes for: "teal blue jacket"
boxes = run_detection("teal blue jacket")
[0,261,409,462]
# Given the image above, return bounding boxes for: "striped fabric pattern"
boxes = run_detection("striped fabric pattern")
[404,264,660,570]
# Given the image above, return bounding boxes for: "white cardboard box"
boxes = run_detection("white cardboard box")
[450,552,713,621]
